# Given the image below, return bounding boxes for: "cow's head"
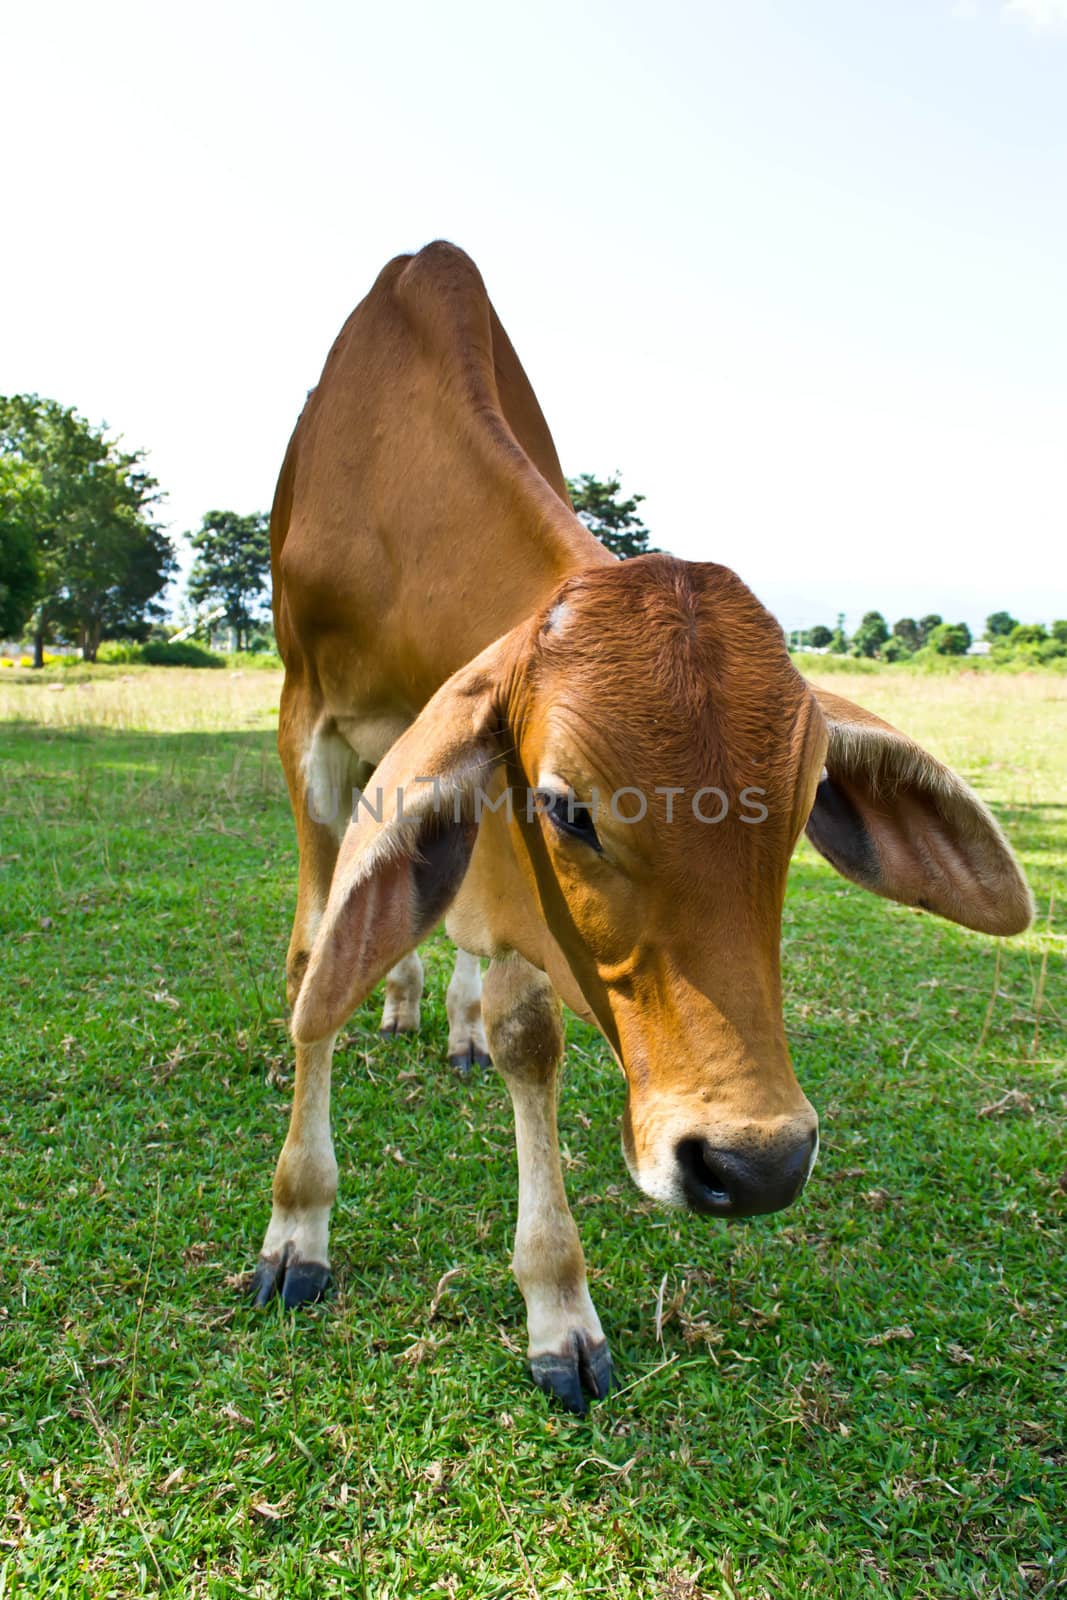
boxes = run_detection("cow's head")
[293,556,1032,1218]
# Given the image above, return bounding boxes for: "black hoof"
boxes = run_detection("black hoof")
[529,1335,613,1415]
[449,1046,493,1077]
[380,1022,416,1039]
[282,1260,331,1307]
[579,1338,614,1400]
[250,1256,280,1308]
[250,1250,331,1310]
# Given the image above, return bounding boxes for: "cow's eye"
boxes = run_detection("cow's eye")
[542,792,601,852]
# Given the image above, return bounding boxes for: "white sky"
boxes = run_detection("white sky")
[2,0,1065,633]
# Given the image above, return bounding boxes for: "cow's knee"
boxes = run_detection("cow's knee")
[286,948,310,1008]
[482,959,563,1085]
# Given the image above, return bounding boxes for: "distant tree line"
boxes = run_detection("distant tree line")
[790,610,1067,666]
[8,415,1057,672]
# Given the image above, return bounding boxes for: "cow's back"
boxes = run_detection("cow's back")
[272,242,607,717]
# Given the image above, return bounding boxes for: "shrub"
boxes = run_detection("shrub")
[96,641,144,664]
[141,640,225,668]
[219,650,283,670]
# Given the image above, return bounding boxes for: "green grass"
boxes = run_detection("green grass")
[0,666,1063,1599]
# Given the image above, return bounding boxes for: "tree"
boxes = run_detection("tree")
[984,610,1018,642]
[808,624,833,649]
[1008,623,1047,647]
[929,621,972,656]
[829,611,849,654]
[54,456,172,661]
[892,617,920,652]
[917,614,943,647]
[187,510,271,650]
[1052,620,1067,644]
[852,611,890,659]
[882,635,913,663]
[0,455,41,636]
[0,394,172,663]
[565,473,654,559]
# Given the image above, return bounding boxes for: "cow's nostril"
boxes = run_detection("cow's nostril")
[675,1138,737,1214]
[675,1134,814,1218]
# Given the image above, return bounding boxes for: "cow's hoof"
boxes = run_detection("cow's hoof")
[449,1045,493,1077]
[250,1251,331,1310]
[529,1334,613,1415]
[379,1021,417,1038]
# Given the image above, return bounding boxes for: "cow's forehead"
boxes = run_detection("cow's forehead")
[522,556,810,793]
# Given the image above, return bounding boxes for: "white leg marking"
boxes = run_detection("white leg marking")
[508,1075,606,1362]
[300,718,367,842]
[379,949,424,1035]
[260,1033,338,1273]
[483,958,608,1403]
[446,948,489,1066]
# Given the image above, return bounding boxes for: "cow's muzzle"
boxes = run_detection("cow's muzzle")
[674,1129,817,1217]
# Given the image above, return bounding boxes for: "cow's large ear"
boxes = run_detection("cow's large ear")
[291,634,517,1044]
[805,686,1033,936]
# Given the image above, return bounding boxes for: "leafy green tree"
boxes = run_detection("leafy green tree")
[188,510,271,650]
[1008,622,1047,647]
[54,463,172,661]
[829,611,849,654]
[565,473,654,559]
[852,611,890,659]
[984,610,1018,642]
[882,635,913,663]
[892,617,920,652]
[808,624,833,649]
[917,614,943,647]
[1052,620,1067,643]
[0,456,42,636]
[0,394,172,663]
[929,621,972,656]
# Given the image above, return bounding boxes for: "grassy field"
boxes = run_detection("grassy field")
[0,665,1063,1600]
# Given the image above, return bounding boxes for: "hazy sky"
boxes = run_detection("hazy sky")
[2,0,1064,632]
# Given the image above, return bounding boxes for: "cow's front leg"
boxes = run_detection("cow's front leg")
[483,955,612,1413]
[252,1033,337,1307]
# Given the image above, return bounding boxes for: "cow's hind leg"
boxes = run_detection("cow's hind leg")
[483,954,611,1413]
[446,947,491,1073]
[252,703,357,1310]
[378,949,424,1036]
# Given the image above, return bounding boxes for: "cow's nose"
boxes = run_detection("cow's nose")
[674,1132,816,1217]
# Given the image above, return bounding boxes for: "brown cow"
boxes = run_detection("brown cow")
[252,242,1032,1411]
